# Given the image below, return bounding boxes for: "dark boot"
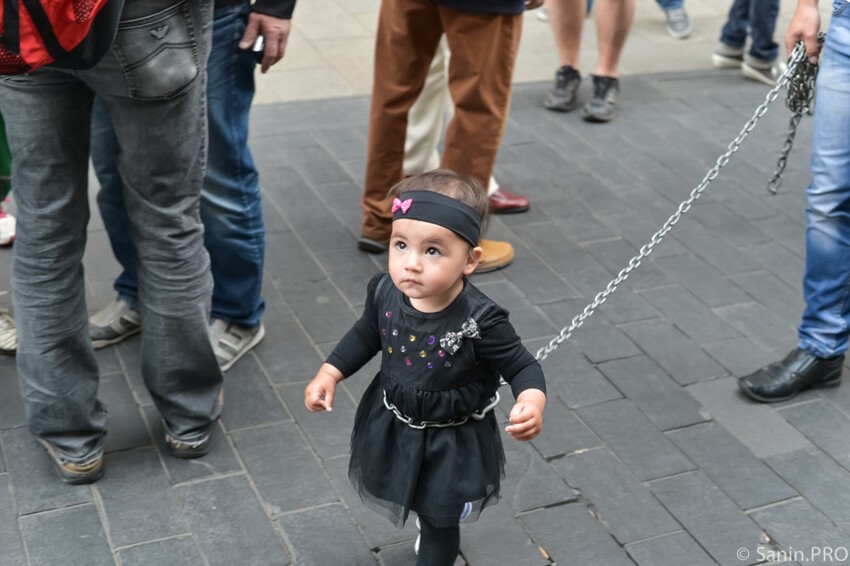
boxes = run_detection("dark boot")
[738,348,844,403]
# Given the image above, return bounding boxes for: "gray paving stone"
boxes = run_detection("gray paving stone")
[232,423,337,516]
[702,337,779,378]
[323,456,418,548]
[766,447,850,527]
[0,363,25,430]
[278,504,374,566]
[598,355,708,431]
[119,536,203,566]
[598,211,689,261]
[262,194,289,235]
[577,399,695,481]
[312,180,368,232]
[500,245,581,307]
[0,443,4,474]
[552,448,680,543]
[738,241,804,294]
[670,219,757,275]
[752,215,806,258]
[311,128,367,162]
[99,375,150,454]
[512,221,609,276]
[1,427,91,515]
[95,447,189,548]
[313,250,382,308]
[220,355,290,431]
[687,377,811,459]
[94,344,123,376]
[520,504,633,566]
[473,281,556,341]
[143,408,243,484]
[376,542,464,566]
[264,230,326,288]
[778,400,850,471]
[278,278,357,345]
[500,427,575,512]
[181,475,290,566]
[653,253,751,308]
[0,475,25,566]
[254,300,324,385]
[532,340,622,409]
[729,270,804,329]
[529,396,601,459]
[622,320,727,385]
[625,531,716,566]
[113,338,153,407]
[714,302,796,360]
[583,238,672,291]
[278,382,357,459]
[19,504,112,566]
[536,200,615,243]
[667,422,796,510]
[639,285,741,343]
[459,503,548,566]
[690,201,773,248]
[750,499,850,565]
[649,471,765,565]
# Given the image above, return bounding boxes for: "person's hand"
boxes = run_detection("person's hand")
[304,364,344,412]
[239,12,292,73]
[785,0,821,64]
[505,389,545,441]
[525,0,545,10]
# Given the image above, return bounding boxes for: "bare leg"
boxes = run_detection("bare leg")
[593,0,635,77]
[548,0,587,70]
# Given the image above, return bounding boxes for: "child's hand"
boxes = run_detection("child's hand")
[505,388,546,441]
[304,364,344,412]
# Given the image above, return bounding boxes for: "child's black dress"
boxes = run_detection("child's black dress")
[326,273,546,528]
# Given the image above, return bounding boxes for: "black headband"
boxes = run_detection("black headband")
[391,190,481,247]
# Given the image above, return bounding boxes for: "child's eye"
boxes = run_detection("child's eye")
[425,247,441,256]
[394,241,407,251]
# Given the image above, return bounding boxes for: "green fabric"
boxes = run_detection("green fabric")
[0,114,10,202]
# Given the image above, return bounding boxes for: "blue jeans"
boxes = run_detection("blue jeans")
[0,0,223,463]
[655,0,683,10]
[91,1,265,328]
[798,1,850,359]
[719,0,780,62]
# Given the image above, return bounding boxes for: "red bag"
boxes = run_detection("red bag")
[0,0,123,75]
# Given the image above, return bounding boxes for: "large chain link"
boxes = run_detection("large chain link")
[534,41,813,362]
[768,33,824,193]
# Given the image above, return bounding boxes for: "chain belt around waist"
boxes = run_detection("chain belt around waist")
[382,389,501,430]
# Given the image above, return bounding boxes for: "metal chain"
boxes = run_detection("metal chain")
[534,41,812,362]
[767,33,824,193]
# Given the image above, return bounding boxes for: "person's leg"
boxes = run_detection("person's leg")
[403,39,450,177]
[593,0,636,77]
[440,7,521,189]
[744,0,780,62]
[655,0,682,9]
[549,0,586,70]
[416,515,461,566]
[360,0,443,248]
[83,0,223,445]
[656,0,690,40]
[0,70,108,467]
[737,13,850,402]
[719,0,751,50]
[91,99,140,310]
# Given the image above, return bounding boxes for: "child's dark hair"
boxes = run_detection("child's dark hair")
[388,169,490,240]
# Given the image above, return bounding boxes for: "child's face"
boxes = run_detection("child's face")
[388,218,481,312]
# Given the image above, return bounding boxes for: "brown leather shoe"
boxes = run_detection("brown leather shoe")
[488,188,530,214]
[475,239,515,273]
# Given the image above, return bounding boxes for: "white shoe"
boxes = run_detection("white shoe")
[209,318,265,372]
[0,206,15,247]
[0,308,16,355]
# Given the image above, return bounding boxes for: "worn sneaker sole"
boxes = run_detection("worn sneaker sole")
[741,62,778,87]
[91,326,141,350]
[164,432,213,459]
[219,323,266,372]
[543,94,580,113]
[581,108,616,123]
[712,53,743,69]
[40,440,105,485]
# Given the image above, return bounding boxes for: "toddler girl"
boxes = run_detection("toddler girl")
[305,169,546,566]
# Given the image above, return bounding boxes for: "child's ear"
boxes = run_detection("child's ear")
[463,246,483,276]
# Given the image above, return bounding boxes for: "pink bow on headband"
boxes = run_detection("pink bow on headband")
[392,198,412,214]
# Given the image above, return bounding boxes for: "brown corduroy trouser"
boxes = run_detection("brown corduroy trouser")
[360,0,523,242]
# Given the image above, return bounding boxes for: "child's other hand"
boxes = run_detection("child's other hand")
[304,364,343,412]
[505,388,546,441]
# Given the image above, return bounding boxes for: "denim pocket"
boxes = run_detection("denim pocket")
[113,0,199,100]
[834,0,848,16]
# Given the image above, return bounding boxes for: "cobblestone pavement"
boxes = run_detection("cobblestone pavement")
[3,68,850,566]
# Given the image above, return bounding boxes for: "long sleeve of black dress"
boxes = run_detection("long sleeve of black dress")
[325,274,384,378]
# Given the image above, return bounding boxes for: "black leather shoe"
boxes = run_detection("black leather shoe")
[738,348,844,403]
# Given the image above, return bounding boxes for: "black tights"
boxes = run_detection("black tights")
[416,515,460,566]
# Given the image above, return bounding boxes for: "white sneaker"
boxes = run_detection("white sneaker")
[0,206,15,247]
[741,57,787,87]
[209,318,265,372]
[0,308,16,355]
[89,297,141,349]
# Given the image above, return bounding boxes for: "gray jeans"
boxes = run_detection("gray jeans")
[0,0,223,464]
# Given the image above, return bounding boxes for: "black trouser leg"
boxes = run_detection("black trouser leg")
[416,515,460,566]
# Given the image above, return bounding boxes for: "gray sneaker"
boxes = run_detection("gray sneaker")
[664,7,692,39]
[89,297,141,349]
[581,75,619,123]
[712,43,744,69]
[543,65,582,112]
[0,308,16,355]
[209,318,265,372]
[741,56,787,87]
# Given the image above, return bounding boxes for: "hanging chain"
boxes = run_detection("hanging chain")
[534,41,813,362]
[767,33,825,193]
